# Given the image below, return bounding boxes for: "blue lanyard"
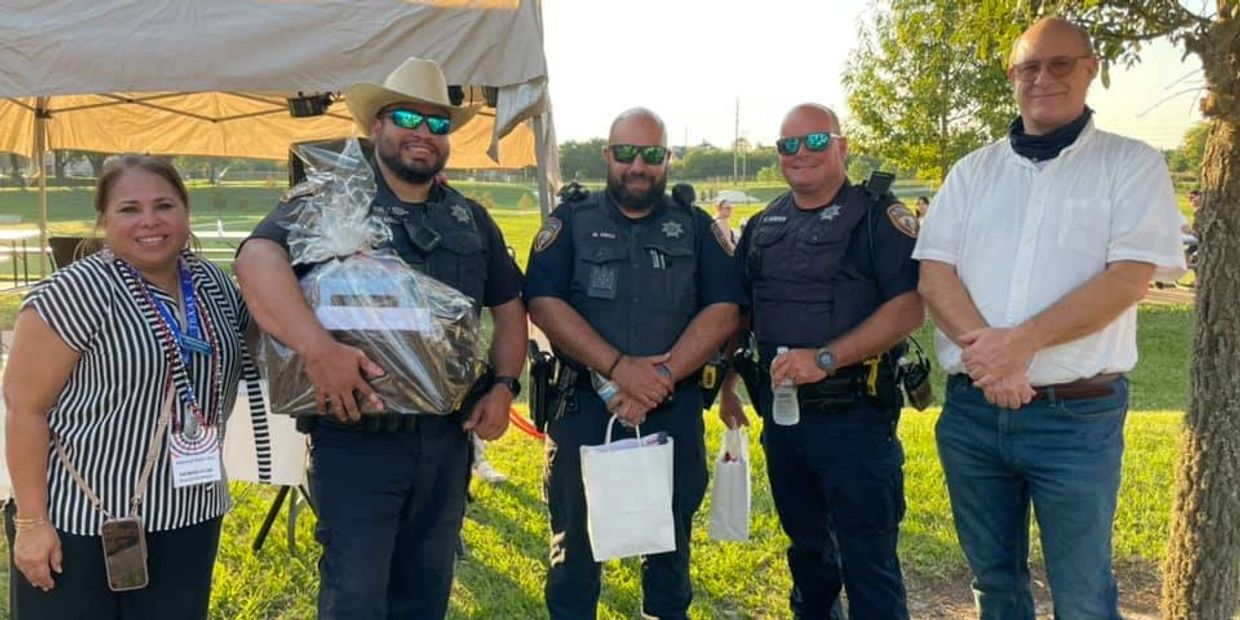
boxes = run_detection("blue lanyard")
[149,261,211,367]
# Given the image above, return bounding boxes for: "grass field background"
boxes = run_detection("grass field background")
[0,182,1197,618]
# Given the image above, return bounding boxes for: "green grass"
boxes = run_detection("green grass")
[0,406,1171,619]
[0,184,1198,617]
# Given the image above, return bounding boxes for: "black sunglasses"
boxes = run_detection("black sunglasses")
[776,132,841,156]
[387,109,452,135]
[609,144,668,165]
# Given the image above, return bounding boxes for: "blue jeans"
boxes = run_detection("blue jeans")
[937,374,1128,620]
[309,417,471,620]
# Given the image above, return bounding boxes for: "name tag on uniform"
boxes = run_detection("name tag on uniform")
[587,265,618,299]
[168,425,223,488]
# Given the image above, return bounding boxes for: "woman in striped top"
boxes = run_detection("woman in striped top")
[3,155,254,619]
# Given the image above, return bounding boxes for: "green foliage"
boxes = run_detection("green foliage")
[1166,121,1209,181]
[845,154,883,182]
[755,163,782,183]
[557,138,607,181]
[843,0,1019,183]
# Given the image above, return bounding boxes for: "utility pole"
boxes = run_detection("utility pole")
[732,97,739,185]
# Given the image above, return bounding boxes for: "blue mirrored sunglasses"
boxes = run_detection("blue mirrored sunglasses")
[776,132,840,156]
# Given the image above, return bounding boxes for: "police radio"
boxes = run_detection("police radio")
[897,337,934,411]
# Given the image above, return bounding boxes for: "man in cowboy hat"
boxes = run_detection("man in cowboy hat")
[235,57,527,619]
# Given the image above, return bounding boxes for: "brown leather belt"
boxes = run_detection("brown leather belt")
[1031,372,1123,401]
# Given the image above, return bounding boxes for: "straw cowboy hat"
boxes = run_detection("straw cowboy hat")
[343,57,477,137]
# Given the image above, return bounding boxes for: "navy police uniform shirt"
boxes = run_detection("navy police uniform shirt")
[735,180,919,360]
[524,189,746,357]
[246,166,523,311]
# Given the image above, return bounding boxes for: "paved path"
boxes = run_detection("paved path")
[1143,283,1196,307]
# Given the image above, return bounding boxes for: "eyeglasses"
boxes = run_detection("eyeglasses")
[776,132,841,156]
[609,144,668,165]
[1008,54,1094,82]
[386,109,452,135]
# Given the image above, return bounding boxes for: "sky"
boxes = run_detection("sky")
[541,0,1205,151]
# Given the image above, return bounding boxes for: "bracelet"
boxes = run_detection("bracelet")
[606,352,624,378]
[13,516,49,532]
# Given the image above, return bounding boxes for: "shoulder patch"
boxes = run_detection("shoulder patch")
[886,203,919,238]
[533,216,564,253]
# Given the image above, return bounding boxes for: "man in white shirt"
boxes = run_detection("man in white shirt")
[913,17,1185,618]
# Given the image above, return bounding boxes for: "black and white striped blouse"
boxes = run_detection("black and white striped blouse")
[22,251,252,535]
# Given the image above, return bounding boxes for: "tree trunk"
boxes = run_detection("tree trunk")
[86,153,106,178]
[52,150,66,181]
[1161,92,1240,620]
[7,153,23,190]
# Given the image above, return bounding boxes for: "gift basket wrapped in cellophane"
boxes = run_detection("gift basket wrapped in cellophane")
[258,139,484,415]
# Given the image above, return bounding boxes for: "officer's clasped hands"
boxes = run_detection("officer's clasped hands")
[610,353,675,409]
[769,348,827,387]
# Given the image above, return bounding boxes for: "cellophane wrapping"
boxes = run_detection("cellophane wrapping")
[258,139,483,415]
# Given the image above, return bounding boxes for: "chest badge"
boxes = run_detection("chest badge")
[820,204,842,222]
[450,204,471,224]
[661,221,685,239]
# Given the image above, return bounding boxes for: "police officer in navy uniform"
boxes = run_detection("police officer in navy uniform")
[235,57,527,619]
[525,108,744,620]
[721,103,923,619]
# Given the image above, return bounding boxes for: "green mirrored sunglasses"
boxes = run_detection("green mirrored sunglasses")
[388,109,452,135]
[609,144,668,165]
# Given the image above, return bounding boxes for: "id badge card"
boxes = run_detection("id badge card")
[168,424,223,488]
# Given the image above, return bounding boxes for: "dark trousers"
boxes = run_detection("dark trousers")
[5,503,221,620]
[543,383,708,620]
[756,384,909,620]
[309,416,471,620]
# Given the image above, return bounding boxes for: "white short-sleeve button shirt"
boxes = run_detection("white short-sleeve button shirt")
[913,120,1187,385]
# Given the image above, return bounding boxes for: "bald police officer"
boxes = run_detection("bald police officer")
[525,108,744,620]
[723,103,923,619]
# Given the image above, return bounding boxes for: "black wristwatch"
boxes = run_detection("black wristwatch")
[494,375,521,398]
[815,348,838,375]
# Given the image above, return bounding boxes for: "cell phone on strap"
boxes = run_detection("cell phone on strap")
[100,516,149,591]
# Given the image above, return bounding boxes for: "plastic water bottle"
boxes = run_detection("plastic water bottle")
[771,347,800,426]
[591,371,619,408]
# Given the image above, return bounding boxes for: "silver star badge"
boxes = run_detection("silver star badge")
[820,205,842,222]
[450,204,471,224]
[662,221,684,238]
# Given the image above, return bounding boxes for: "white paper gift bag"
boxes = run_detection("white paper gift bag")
[708,427,751,541]
[580,415,676,561]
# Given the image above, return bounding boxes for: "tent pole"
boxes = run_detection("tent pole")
[533,113,551,220]
[34,96,49,277]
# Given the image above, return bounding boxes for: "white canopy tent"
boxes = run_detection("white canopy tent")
[0,0,562,272]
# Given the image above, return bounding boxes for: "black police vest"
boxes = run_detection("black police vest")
[746,188,878,349]
[567,194,699,357]
[371,188,488,311]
